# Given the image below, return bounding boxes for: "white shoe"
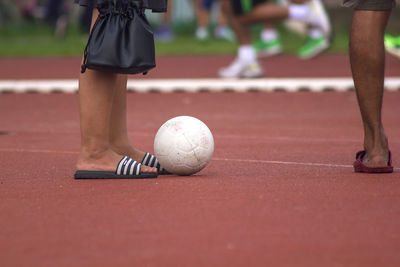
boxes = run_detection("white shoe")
[307,0,331,37]
[218,59,263,78]
[214,26,236,42]
[195,27,209,41]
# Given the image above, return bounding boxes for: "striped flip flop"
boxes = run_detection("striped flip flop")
[74,156,158,179]
[142,152,172,175]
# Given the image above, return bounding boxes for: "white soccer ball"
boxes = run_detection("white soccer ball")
[154,116,214,176]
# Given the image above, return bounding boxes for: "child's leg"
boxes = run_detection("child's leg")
[108,74,148,162]
[76,9,156,173]
[76,68,125,171]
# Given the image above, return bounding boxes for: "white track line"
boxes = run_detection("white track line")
[214,158,399,171]
[1,78,400,93]
[0,148,78,154]
[213,157,352,168]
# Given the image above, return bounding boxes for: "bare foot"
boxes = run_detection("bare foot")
[110,144,147,163]
[362,127,390,168]
[362,150,390,168]
[76,148,156,173]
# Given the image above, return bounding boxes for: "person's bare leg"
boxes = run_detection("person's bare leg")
[221,0,306,31]
[349,10,391,167]
[237,2,289,25]
[195,0,210,28]
[218,2,228,26]
[221,0,251,44]
[108,74,149,163]
[76,9,155,173]
[221,0,312,44]
[76,67,126,171]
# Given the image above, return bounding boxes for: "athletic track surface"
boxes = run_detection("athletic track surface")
[1,54,399,267]
[0,54,399,79]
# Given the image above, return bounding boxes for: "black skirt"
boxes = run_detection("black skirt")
[74,0,138,8]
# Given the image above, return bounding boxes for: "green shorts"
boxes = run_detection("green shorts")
[230,0,268,15]
[343,0,395,10]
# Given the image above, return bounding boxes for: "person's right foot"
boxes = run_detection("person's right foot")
[218,58,263,78]
[76,149,157,173]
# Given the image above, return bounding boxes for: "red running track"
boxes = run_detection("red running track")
[0,89,400,266]
[0,53,399,79]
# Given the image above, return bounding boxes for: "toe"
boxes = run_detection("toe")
[141,165,157,173]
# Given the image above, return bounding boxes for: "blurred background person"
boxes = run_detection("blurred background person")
[253,0,331,59]
[1,0,45,23]
[14,0,39,19]
[219,0,331,78]
[194,0,235,41]
[253,22,283,57]
[0,0,22,25]
[45,0,69,37]
[45,0,92,37]
[154,0,174,41]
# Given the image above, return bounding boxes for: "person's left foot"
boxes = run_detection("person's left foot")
[218,58,263,78]
[297,36,330,59]
[195,27,209,41]
[253,38,282,58]
[384,34,400,59]
[75,155,158,179]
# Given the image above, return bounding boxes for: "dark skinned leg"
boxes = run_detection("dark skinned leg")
[221,0,251,45]
[349,10,391,167]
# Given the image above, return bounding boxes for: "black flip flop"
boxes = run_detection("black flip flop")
[75,156,158,179]
[142,152,172,175]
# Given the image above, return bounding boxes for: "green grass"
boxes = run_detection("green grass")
[0,22,87,57]
[152,23,348,56]
[0,21,350,57]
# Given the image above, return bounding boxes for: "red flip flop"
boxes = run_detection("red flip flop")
[353,150,394,173]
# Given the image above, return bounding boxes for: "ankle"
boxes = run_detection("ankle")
[109,142,132,155]
[110,143,145,162]
[109,135,131,150]
[364,125,388,150]
[364,139,388,156]
[80,146,111,160]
